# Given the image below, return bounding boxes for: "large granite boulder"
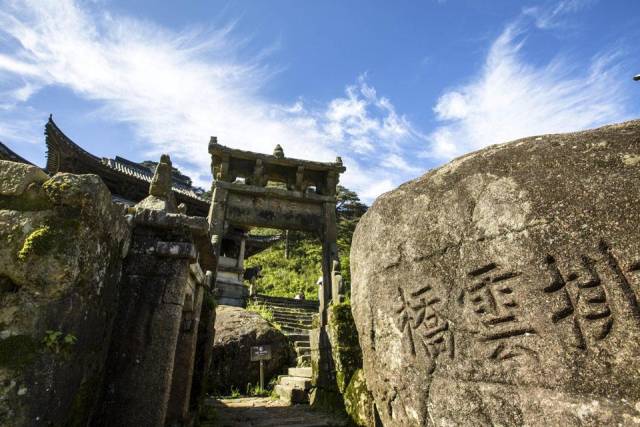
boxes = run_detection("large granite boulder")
[0,164,130,426]
[351,121,640,426]
[209,306,293,394]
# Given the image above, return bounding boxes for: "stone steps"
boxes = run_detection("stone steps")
[274,319,313,330]
[274,374,312,404]
[274,384,309,404]
[280,325,310,335]
[294,341,310,351]
[283,333,309,343]
[271,310,313,323]
[270,308,316,318]
[257,296,318,405]
[253,294,319,311]
[278,375,312,389]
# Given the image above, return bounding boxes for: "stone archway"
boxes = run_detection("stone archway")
[206,140,346,396]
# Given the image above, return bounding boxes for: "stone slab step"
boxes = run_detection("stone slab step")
[279,375,312,390]
[273,311,313,321]
[284,333,310,342]
[288,367,312,378]
[267,304,317,312]
[294,341,311,350]
[277,322,312,331]
[271,310,316,318]
[281,326,309,334]
[254,295,319,309]
[273,315,314,323]
[274,384,308,404]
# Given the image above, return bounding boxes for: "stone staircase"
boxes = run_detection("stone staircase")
[251,294,318,403]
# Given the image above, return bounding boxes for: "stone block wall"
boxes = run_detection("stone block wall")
[0,163,130,426]
[0,160,217,426]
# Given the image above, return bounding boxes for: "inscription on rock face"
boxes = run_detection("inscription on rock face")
[543,241,640,350]
[543,254,613,349]
[460,263,537,361]
[351,124,640,426]
[394,285,454,373]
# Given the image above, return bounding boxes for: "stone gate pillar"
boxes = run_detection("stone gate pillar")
[320,201,339,326]
[207,185,228,258]
[94,212,196,426]
[166,263,206,426]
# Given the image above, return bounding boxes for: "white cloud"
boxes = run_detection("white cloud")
[0,0,423,203]
[523,0,595,30]
[426,20,631,160]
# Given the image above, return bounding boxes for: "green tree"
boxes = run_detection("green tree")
[336,185,368,293]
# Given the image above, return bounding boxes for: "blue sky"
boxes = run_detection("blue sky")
[0,0,639,201]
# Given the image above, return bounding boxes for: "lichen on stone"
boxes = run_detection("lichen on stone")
[17,226,53,261]
[344,369,375,426]
[327,301,362,394]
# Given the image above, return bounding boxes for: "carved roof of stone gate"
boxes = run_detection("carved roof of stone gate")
[209,138,346,173]
[209,138,345,198]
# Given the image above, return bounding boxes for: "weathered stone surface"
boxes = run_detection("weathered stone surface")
[208,306,293,394]
[344,369,376,427]
[327,302,362,394]
[351,121,640,426]
[0,165,130,426]
[138,153,178,213]
[94,218,194,426]
[0,160,48,196]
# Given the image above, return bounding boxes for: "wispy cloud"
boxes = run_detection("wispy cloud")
[426,11,632,160]
[0,0,423,202]
[523,0,595,30]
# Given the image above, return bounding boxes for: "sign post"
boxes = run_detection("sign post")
[250,345,272,391]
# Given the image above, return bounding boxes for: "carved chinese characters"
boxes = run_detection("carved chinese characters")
[352,121,640,426]
[395,285,453,372]
[460,263,537,360]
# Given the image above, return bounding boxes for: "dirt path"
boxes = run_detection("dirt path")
[205,397,348,427]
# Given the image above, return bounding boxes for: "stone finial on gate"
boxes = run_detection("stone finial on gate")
[273,144,285,159]
[137,154,178,213]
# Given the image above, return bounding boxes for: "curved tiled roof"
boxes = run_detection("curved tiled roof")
[45,116,209,207]
[0,141,34,165]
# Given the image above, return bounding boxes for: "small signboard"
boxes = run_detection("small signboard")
[250,345,272,362]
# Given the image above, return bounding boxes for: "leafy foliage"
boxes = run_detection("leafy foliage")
[42,330,77,355]
[246,301,280,330]
[244,186,367,299]
[245,238,323,299]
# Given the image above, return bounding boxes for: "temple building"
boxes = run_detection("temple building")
[4,116,281,307]
[0,141,34,165]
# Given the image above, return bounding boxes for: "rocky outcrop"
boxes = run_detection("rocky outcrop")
[209,306,293,394]
[0,163,130,426]
[351,121,640,426]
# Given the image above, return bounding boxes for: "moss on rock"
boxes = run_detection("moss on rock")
[17,226,54,261]
[327,302,362,394]
[344,369,375,427]
[0,334,39,371]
